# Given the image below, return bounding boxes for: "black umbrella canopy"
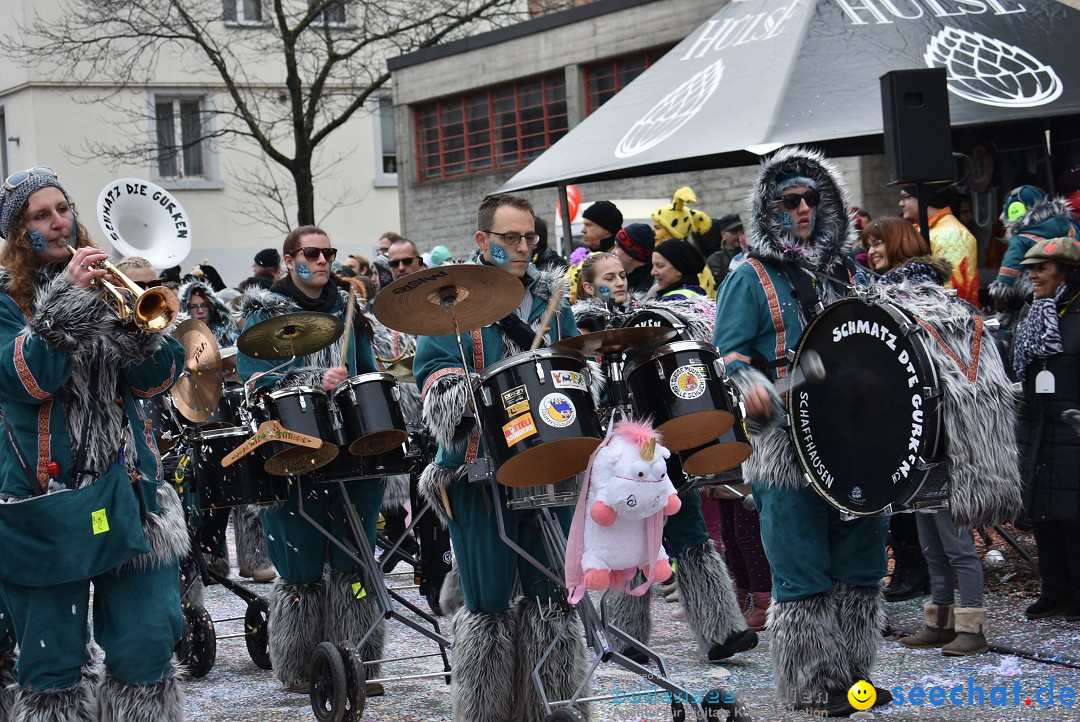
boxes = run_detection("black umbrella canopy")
[499,0,1080,193]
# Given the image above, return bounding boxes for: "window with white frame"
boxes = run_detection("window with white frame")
[309,0,346,25]
[375,92,398,183]
[154,95,207,179]
[223,0,264,23]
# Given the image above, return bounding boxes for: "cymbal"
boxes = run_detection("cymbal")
[171,319,223,422]
[372,264,524,335]
[220,346,239,382]
[237,312,344,360]
[384,354,414,380]
[552,326,678,355]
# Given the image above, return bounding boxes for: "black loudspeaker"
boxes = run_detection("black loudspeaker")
[880,69,953,185]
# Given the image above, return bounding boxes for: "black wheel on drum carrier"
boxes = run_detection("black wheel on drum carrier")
[544,709,585,722]
[244,597,272,670]
[310,642,347,722]
[181,602,217,678]
[337,643,367,721]
[670,700,687,721]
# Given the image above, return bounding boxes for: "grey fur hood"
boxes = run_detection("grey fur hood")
[1005,197,1078,240]
[749,146,856,273]
[178,277,236,344]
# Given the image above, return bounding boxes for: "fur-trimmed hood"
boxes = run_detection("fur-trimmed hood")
[880,254,953,286]
[178,277,237,345]
[1005,196,1079,240]
[571,296,715,342]
[749,146,856,273]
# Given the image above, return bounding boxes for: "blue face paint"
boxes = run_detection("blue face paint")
[597,284,612,300]
[27,230,47,252]
[295,262,313,280]
[777,212,794,230]
[489,243,509,268]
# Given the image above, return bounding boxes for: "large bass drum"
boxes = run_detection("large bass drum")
[789,298,949,516]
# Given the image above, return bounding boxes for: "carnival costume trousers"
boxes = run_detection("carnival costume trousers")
[754,483,887,704]
[263,478,386,688]
[0,559,183,722]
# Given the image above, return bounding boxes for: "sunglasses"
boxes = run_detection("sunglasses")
[294,247,338,263]
[389,256,420,268]
[3,167,57,192]
[775,189,820,211]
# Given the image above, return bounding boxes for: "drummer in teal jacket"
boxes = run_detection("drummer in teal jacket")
[0,169,188,722]
[236,226,386,695]
[413,194,589,722]
[713,147,891,716]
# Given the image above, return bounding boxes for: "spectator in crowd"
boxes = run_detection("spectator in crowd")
[652,239,707,301]
[653,186,717,298]
[613,222,656,297]
[253,248,281,282]
[566,200,623,302]
[430,245,454,268]
[386,238,426,281]
[704,213,748,284]
[898,184,979,304]
[530,216,568,272]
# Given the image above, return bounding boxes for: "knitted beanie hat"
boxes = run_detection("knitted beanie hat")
[654,239,705,278]
[0,168,71,239]
[581,200,624,235]
[614,223,654,263]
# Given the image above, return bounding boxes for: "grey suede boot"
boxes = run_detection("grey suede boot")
[450,608,517,722]
[97,663,184,722]
[899,602,956,648]
[676,542,756,661]
[267,578,326,690]
[512,598,591,722]
[603,590,652,663]
[324,569,386,687]
[942,607,989,656]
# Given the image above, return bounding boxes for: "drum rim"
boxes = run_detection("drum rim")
[330,371,396,396]
[477,347,588,382]
[788,297,944,516]
[191,425,249,440]
[623,339,719,377]
[265,385,328,400]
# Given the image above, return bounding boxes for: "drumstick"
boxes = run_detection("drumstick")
[340,285,357,368]
[775,350,825,395]
[530,286,565,350]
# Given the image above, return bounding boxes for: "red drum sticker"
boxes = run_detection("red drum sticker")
[538,393,576,428]
[670,364,708,400]
[503,413,538,446]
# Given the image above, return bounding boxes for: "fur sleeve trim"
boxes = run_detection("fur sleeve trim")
[118,482,189,573]
[29,274,110,353]
[728,365,805,490]
[421,370,474,452]
[417,462,464,527]
[279,366,325,390]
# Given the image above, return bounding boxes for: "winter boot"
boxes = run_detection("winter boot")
[603,589,652,664]
[899,602,956,648]
[832,582,884,683]
[324,569,386,695]
[676,542,756,661]
[98,664,184,722]
[744,591,771,631]
[883,542,929,602]
[1025,595,1070,619]
[267,578,326,690]
[512,598,590,722]
[942,607,989,656]
[450,607,517,722]
[233,507,276,583]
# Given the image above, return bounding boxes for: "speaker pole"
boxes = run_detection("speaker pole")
[916,181,931,246]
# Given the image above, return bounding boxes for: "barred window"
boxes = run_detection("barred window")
[584,49,668,115]
[154,96,205,179]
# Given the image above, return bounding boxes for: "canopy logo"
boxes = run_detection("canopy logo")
[615,60,723,159]
[925,26,1063,107]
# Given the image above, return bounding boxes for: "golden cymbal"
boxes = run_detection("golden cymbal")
[384,354,414,380]
[237,312,344,360]
[552,326,678,355]
[171,319,223,423]
[372,264,524,335]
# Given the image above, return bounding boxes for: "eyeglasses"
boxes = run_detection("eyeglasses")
[187,303,210,312]
[484,230,540,248]
[294,247,338,262]
[775,189,820,211]
[389,256,420,268]
[3,167,57,192]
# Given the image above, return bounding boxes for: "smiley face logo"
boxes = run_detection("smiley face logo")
[848,680,876,711]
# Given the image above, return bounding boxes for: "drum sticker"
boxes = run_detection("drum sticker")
[501,385,530,417]
[670,364,709,400]
[538,393,577,428]
[503,413,538,446]
[552,370,587,392]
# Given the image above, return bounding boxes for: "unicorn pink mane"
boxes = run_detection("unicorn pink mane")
[613,419,662,451]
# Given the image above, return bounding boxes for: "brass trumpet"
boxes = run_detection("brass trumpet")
[65,240,179,333]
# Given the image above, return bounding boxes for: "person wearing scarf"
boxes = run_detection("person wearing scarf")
[236,226,388,697]
[1013,237,1080,622]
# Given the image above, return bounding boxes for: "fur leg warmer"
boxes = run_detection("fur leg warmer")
[438,563,464,618]
[450,608,517,722]
[97,663,183,722]
[831,582,884,681]
[267,578,325,688]
[323,569,385,681]
[769,593,852,705]
[10,644,102,722]
[676,542,749,651]
[512,599,591,722]
[603,590,651,655]
[232,507,271,573]
[0,657,16,721]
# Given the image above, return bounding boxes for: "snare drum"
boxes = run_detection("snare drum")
[251,386,339,476]
[505,474,582,510]
[190,427,289,509]
[789,298,947,516]
[476,348,602,488]
[332,373,409,456]
[624,341,735,451]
